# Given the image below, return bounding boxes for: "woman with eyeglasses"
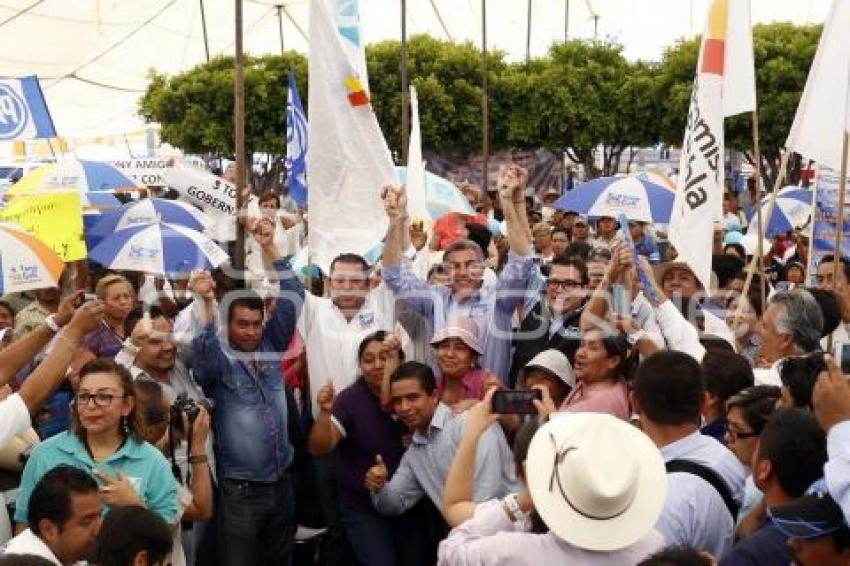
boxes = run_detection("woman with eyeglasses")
[14,358,179,528]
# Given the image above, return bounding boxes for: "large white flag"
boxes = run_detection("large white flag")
[406,85,431,227]
[669,0,755,291]
[785,0,850,171]
[307,0,395,273]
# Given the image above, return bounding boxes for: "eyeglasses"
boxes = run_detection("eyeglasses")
[75,392,125,408]
[547,278,581,290]
[725,423,759,442]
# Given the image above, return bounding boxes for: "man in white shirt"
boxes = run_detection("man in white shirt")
[2,466,101,565]
[632,351,746,559]
[757,289,823,386]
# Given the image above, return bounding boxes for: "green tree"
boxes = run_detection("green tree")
[656,22,821,186]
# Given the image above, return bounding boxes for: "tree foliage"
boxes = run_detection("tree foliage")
[140,23,821,184]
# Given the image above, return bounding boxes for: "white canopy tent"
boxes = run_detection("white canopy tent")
[0,0,830,138]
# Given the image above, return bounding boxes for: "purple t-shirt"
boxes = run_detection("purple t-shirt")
[333,379,406,512]
[82,323,124,359]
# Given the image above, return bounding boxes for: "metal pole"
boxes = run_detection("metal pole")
[481,0,489,194]
[401,0,409,163]
[234,0,247,275]
[593,15,599,40]
[276,4,285,55]
[200,0,211,62]
[564,0,569,42]
[832,132,850,291]
[752,110,766,310]
[526,0,532,64]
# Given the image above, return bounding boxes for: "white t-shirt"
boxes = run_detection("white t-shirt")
[0,394,33,451]
[298,284,397,416]
[2,529,61,564]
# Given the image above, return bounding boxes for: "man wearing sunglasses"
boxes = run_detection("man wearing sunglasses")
[508,258,588,387]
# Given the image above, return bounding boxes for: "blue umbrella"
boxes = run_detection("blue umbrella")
[89,222,229,275]
[88,198,209,242]
[394,166,475,220]
[747,186,813,237]
[553,176,675,223]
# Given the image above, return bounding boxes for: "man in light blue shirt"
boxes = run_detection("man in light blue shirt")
[633,351,747,559]
[381,166,534,383]
[364,362,519,516]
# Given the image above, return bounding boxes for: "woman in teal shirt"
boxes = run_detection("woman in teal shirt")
[15,358,178,525]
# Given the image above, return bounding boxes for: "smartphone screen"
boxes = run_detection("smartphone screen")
[491,389,542,414]
[836,342,850,374]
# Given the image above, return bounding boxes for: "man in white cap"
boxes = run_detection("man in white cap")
[438,390,666,565]
[519,349,575,409]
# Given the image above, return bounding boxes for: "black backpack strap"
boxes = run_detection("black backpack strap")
[665,459,740,521]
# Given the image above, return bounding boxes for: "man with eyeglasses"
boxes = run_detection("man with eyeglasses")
[508,257,588,387]
[382,165,534,383]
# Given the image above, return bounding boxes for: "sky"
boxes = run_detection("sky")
[0,0,834,139]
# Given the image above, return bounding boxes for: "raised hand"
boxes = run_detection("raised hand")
[65,300,106,336]
[497,165,528,204]
[252,217,276,249]
[317,380,336,414]
[364,454,388,492]
[188,270,216,303]
[381,184,408,222]
[94,469,143,508]
[813,355,850,432]
[55,290,85,327]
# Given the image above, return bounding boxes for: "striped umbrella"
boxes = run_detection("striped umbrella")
[0,224,64,294]
[88,199,210,246]
[88,222,229,275]
[394,166,475,220]
[553,176,674,222]
[8,159,136,207]
[747,186,813,237]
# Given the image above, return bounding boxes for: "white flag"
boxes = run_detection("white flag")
[406,85,430,227]
[307,0,395,273]
[785,0,850,171]
[669,0,755,291]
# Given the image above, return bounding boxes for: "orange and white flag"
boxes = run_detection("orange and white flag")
[669,0,755,291]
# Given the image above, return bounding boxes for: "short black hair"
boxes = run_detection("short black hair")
[701,351,754,405]
[807,287,842,338]
[725,385,781,435]
[563,241,592,262]
[779,353,826,410]
[638,545,712,566]
[90,505,173,566]
[389,361,436,395]
[723,243,747,259]
[819,254,850,283]
[465,222,492,256]
[226,291,265,322]
[545,256,589,285]
[758,408,826,497]
[712,254,745,289]
[634,351,703,425]
[357,330,405,364]
[329,253,370,276]
[29,465,99,537]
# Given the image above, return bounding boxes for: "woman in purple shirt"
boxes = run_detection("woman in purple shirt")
[309,331,427,566]
[561,329,632,420]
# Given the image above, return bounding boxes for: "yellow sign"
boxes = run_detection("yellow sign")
[0,192,85,261]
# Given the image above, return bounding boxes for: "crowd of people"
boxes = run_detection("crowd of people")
[0,162,847,566]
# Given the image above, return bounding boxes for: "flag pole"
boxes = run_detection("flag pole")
[752,109,767,310]
[831,131,850,290]
[401,0,409,163]
[234,0,247,278]
[735,149,790,325]
[481,0,489,196]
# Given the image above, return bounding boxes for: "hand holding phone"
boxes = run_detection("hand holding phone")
[491,389,542,414]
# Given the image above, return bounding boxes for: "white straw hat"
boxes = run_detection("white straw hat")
[525,413,667,552]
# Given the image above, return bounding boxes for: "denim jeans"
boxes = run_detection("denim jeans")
[218,473,295,566]
[339,502,431,566]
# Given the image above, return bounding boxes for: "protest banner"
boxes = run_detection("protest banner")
[164,162,255,242]
[807,165,850,284]
[0,191,85,260]
[109,158,172,187]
